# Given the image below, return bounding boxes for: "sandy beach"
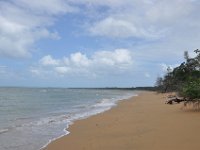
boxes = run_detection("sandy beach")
[44,91,200,150]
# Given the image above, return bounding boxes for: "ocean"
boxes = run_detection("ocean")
[0,87,137,150]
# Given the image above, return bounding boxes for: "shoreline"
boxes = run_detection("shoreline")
[41,91,138,150]
[44,91,200,150]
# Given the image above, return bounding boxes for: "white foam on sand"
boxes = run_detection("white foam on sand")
[40,93,137,150]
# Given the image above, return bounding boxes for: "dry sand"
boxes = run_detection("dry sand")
[45,91,200,150]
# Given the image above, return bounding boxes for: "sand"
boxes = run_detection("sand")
[44,91,200,150]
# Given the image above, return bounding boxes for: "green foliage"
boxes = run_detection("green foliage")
[181,79,200,99]
[156,49,200,100]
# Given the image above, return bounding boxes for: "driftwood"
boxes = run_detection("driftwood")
[165,94,200,106]
[165,95,185,104]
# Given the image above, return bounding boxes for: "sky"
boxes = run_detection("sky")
[0,0,200,87]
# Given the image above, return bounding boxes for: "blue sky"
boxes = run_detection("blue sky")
[0,0,200,87]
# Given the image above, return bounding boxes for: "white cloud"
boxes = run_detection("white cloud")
[69,0,135,8]
[70,52,90,67]
[160,63,180,72]
[89,17,139,38]
[0,0,75,58]
[93,49,132,69]
[32,49,134,77]
[67,0,200,65]
[75,0,200,41]
[146,0,193,24]
[1,0,200,58]
[54,66,71,74]
[88,16,164,39]
[40,55,60,66]
[16,0,75,15]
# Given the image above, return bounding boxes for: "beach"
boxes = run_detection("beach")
[45,91,200,150]
[0,88,136,150]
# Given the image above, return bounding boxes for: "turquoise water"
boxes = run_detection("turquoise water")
[0,87,137,150]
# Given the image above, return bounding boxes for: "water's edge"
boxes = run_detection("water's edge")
[41,94,138,150]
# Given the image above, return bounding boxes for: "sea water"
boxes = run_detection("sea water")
[0,87,137,150]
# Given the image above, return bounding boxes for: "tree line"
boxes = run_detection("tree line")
[155,49,200,100]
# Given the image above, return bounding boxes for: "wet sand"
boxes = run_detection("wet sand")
[45,92,200,150]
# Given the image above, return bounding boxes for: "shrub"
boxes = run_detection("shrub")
[181,79,200,99]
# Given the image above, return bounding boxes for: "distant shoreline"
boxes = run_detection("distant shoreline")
[0,86,156,91]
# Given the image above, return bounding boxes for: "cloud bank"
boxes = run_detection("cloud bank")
[1,0,200,87]
[31,49,134,77]
[1,0,200,58]
[0,0,75,58]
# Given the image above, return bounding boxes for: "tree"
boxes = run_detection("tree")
[157,49,200,101]
[155,76,164,92]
